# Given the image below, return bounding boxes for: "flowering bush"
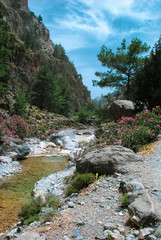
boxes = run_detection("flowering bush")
[98,106,161,152]
[0,113,29,148]
[40,128,56,140]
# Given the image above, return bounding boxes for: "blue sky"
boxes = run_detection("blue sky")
[28,0,161,99]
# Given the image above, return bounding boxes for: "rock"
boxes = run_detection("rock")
[104,230,125,240]
[67,201,75,208]
[0,156,21,179]
[62,136,78,150]
[76,145,142,175]
[72,228,81,238]
[50,129,78,150]
[103,222,115,230]
[33,166,75,199]
[16,232,46,240]
[109,100,135,120]
[7,142,30,159]
[128,189,161,227]
[138,228,154,239]
[119,180,144,193]
[154,224,161,237]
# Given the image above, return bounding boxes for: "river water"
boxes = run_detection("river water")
[0,155,68,233]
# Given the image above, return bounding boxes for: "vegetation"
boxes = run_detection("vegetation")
[90,106,161,152]
[0,6,14,96]
[14,88,28,117]
[119,193,129,207]
[133,36,161,110]
[94,38,150,98]
[18,194,60,225]
[66,173,96,196]
[32,64,72,116]
[0,113,29,146]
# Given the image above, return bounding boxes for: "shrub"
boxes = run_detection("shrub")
[18,194,59,225]
[45,193,60,210]
[18,202,41,225]
[66,173,95,196]
[119,193,129,207]
[97,106,161,152]
[40,209,58,222]
[0,113,29,149]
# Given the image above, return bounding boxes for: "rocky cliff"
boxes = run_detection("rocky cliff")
[0,0,90,111]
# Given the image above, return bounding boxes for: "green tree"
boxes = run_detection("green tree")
[14,88,28,117]
[53,44,68,61]
[0,6,14,96]
[32,65,54,110]
[37,15,43,23]
[32,65,72,116]
[93,38,150,98]
[133,37,161,109]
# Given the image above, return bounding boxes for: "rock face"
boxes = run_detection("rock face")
[109,100,135,120]
[76,145,142,175]
[0,0,90,110]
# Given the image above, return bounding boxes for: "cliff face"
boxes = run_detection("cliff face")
[0,0,90,111]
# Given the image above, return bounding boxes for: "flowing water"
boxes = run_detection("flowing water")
[0,155,68,233]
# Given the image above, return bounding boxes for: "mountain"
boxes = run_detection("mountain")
[0,0,90,113]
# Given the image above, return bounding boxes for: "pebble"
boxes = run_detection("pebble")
[72,228,81,238]
[68,201,75,208]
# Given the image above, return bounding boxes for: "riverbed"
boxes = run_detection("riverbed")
[0,155,68,233]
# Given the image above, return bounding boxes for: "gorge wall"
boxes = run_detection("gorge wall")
[0,0,90,111]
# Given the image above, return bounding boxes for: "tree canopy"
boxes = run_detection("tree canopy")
[133,36,161,109]
[32,65,72,116]
[0,6,14,96]
[93,38,150,98]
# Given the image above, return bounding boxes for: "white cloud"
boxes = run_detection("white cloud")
[49,30,87,51]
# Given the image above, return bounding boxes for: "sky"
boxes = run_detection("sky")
[28,0,161,99]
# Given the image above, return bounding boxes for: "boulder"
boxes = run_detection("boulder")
[154,224,161,238]
[16,232,46,240]
[119,180,144,194]
[0,156,21,179]
[109,100,135,120]
[128,189,161,227]
[49,129,78,149]
[8,143,30,160]
[76,145,142,175]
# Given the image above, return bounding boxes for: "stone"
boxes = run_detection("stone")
[104,230,125,240]
[109,100,135,120]
[138,228,154,239]
[104,222,116,230]
[119,180,144,193]
[68,201,75,208]
[0,156,21,179]
[72,228,81,238]
[16,232,46,240]
[128,189,161,227]
[76,145,142,175]
[154,224,161,238]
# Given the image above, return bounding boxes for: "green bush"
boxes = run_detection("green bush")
[18,202,41,225]
[97,106,161,152]
[18,194,59,225]
[66,173,95,196]
[45,193,60,209]
[40,209,58,222]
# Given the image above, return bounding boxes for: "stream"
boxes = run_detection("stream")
[0,155,68,233]
[0,129,95,233]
